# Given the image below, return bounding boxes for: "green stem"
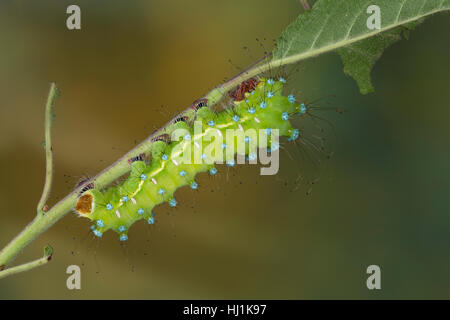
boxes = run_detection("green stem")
[37,83,58,215]
[0,245,53,280]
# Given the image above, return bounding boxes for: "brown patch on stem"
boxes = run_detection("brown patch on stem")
[76,194,93,214]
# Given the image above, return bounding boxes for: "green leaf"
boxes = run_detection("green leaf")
[43,245,53,259]
[273,0,450,94]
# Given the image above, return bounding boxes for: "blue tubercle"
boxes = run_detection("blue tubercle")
[106,203,113,210]
[119,225,126,232]
[138,208,144,215]
[158,188,165,195]
[299,102,307,114]
[162,154,169,161]
[267,91,274,98]
[179,170,187,177]
[288,129,300,142]
[96,219,105,227]
[232,115,240,122]
[260,101,267,109]
[190,181,198,190]
[208,120,215,127]
[140,173,147,181]
[122,196,129,202]
[93,230,102,237]
[279,77,286,83]
[169,198,177,207]
[281,112,289,121]
[271,141,280,152]
[288,94,296,103]
[226,159,235,167]
[248,107,256,114]
[209,167,218,175]
[148,217,155,224]
[267,78,275,85]
[120,234,128,241]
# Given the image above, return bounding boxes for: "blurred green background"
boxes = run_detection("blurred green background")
[1,0,449,299]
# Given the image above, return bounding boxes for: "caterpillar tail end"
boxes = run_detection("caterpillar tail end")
[75,193,94,216]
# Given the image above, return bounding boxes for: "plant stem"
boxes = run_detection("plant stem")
[37,83,58,215]
[0,245,53,280]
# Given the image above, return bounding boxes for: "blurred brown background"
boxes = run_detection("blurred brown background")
[1,0,450,299]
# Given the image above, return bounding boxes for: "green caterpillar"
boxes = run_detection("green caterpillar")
[75,77,305,241]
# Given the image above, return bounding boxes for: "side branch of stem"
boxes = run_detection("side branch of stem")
[37,82,59,215]
[0,245,53,280]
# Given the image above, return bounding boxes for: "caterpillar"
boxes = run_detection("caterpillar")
[75,77,311,241]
